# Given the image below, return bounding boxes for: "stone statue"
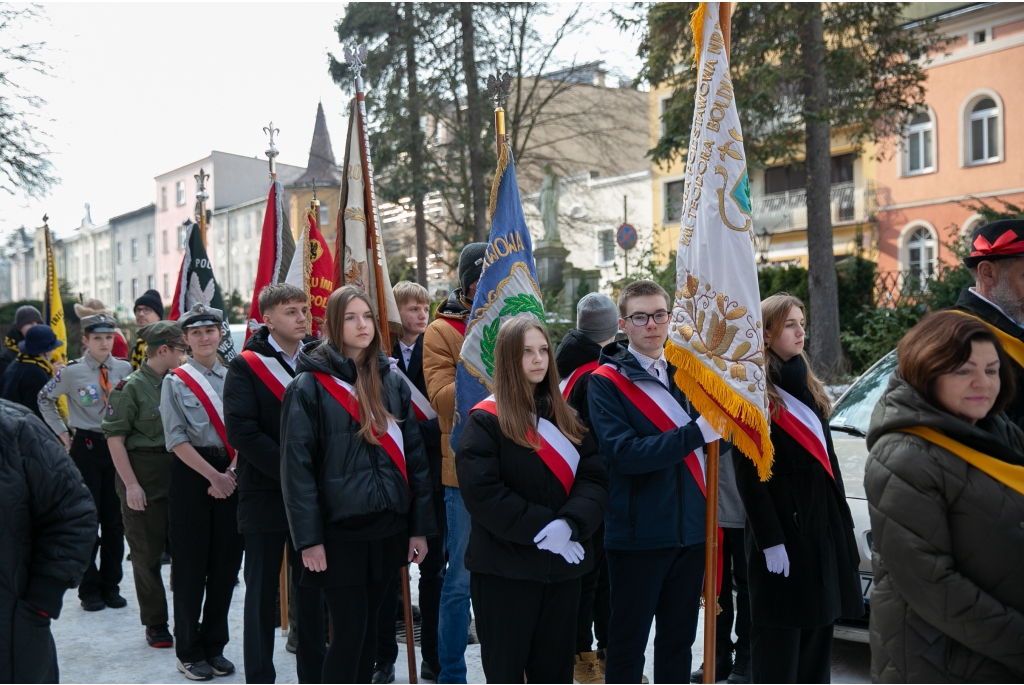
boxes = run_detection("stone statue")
[538,163,561,243]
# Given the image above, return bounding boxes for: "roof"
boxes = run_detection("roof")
[292,102,341,187]
[108,203,156,224]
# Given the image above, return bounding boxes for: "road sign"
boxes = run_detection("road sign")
[616,223,638,250]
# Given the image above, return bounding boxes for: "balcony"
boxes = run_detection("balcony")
[752,181,876,234]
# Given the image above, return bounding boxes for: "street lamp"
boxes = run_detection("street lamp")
[755,225,773,265]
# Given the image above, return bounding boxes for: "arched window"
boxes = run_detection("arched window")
[905,111,934,174]
[969,97,999,164]
[905,226,936,280]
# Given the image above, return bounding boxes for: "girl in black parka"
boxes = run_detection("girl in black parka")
[456,315,609,684]
[281,286,436,684]
[733,294,863,683]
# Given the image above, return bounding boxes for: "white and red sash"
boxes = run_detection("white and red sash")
[559,360,600,400]
[771,387,835,481]
[171,364,235,460]
[389,359,438,421]
[312,372,408,483]
[472,397,581,495]
[240,349,294,402]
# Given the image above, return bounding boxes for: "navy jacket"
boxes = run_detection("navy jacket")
[588,340,707,550]
[392,335,443,489]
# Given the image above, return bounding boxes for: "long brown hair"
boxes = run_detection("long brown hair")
[322,286,395,445]
[761,293,831,418]
[492,316,586,449]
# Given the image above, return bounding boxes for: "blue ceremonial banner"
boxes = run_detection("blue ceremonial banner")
[450,144,543,455]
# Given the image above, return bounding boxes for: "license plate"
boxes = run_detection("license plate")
[860,573,873,602]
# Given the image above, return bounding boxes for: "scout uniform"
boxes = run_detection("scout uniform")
[102,320,184,640]
[161,304,243,676]
[38,313,133,608]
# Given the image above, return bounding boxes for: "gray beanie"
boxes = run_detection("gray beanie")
[577,292,619,343]
[14,305,44,331]
[459,242,488,291]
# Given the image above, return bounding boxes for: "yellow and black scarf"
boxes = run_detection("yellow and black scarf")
[899,426,1024,497]
[130,336,146,371]
[4,335,19,355]
[15,352,55,378]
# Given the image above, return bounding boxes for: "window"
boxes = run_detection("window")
[245,261,253,288]
[176,180,185,205]
[117,281,123,303]
[131,238,138,261]
[178,225,187,249]
[244,215,252,238]
[116,242,123,264]
[905,226,936,281]
[131,278,138,300]
[969,97,999,164]
[905,111,934,174]
[319,205,329,227]
[147,234,154,256]
[765,163,806,194]
[597,228,616,266]
[162,230,168,253]
[974,29,986,44]
[229,218,238,241]
[147,275,154,291]
[163,274,169,296]
[664,179,684,222]
[255,211,262,236]
[161,186,168,210]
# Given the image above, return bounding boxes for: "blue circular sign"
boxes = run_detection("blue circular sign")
[616,223,638,250]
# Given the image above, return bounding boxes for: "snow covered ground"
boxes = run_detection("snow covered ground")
[49,557,870,683]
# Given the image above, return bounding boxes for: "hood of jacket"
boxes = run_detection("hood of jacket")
[436,288,471,319]
[867,371,1024,465]
[296,339,390,383]
[555,329,602,379]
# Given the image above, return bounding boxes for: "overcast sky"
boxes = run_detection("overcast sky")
[1,2,643,241]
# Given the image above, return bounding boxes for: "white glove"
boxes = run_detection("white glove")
[534,519,573,553]
[695,415,722,443]
[764,544,790,577]
[559,541,585,565]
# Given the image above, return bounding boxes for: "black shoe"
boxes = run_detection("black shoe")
[691,655,733,683]
[727,646,750,684]
[412,603,422,622]
[285,628,297,654]
[146,624,174,648]
[102,588,128,609]
[177,659,214,681]
[80,593,105,611]
[207,656,235,677]
[420,660,440,682]
[371,663,396,684]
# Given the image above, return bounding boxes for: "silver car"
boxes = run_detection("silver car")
[828,350,898,643]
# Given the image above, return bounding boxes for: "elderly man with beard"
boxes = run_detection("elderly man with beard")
[954,219,1024,431]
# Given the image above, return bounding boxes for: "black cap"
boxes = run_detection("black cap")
[963,219,1024,268]
[134,289,164,319]
[458,242,487,291]
[18,324,62,356]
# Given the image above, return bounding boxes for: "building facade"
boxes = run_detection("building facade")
[110,204,157,318]
[58,205,114,305]
[211,196,265,304]
[876,2,1024,286]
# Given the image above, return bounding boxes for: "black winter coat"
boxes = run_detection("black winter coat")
[554,329,601,433]
[865,374,1024,682]
[455,395,609,582]
[281,341,436,551]
[391,335,443,488]
[0,400,96,683]
[224,327,316,535]
[0,357,50,420]
[734,355,863,628]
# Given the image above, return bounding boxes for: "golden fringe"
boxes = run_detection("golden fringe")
[699,595,723,614]
[665,340,775,482]
[690,2,708,65]
[488,140,510,223]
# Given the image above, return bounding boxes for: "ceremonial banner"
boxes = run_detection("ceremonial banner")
[43,226,68,420]
[665,2,772,478]
[450,143,543,454]
[169,221,238,362]
[285,208,334,337]
[335,98,401,335]
[246,180,295,341]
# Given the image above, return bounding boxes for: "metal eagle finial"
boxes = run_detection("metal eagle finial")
[264,122,280,178]
[487,71,512,109]
[195,168,210,204]
[344,44,368,78]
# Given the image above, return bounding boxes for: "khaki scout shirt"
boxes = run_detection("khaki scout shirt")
[101,360,168,450]
[38,352,132,435]
[160,357,226,451]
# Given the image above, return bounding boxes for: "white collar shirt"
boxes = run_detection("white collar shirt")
[399,340,416,369]
[628,346,669,388]
[268,333,299,371]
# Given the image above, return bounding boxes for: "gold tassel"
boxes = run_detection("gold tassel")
[690,2,709,65]
[665,340,775,481]
[488,140,510,223]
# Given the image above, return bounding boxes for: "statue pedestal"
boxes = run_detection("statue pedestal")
[534,241,570,292]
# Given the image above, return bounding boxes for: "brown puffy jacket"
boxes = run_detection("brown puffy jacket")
[423,290,470,487]
[865,374,1024,683]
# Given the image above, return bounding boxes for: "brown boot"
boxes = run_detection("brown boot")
[574,652,605,684]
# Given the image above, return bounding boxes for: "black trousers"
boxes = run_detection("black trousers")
[471,572,581,684]
[70,430,124,598]
[750,622,833,684]
[605,544,705,684]
[375,488,447,669]
[323,580,389,683]
[719,527,751,655]
[168,453,244,664]
[575,522,610,654]
[243,530,326,683]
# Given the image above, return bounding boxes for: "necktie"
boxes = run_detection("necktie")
[99,364,111,407]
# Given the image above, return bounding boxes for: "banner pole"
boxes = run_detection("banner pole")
[702,439,721,684]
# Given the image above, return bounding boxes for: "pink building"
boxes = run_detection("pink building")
[876,3,1024,284]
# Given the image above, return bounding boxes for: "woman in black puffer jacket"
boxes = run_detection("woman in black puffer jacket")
[281,286,436,683]
[456,316,608,684]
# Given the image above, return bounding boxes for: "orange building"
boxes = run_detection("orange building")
[876,3,1024,286]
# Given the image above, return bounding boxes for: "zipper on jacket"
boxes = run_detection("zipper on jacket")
[628,479,639,542]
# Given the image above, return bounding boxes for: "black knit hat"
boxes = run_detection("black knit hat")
[963,219,1024,269]
[458,242,487,291]
[134,289,164,319]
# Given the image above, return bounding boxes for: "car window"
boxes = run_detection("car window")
[830,351,898,435]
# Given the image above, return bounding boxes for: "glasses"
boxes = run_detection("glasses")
[626,310,670,327]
